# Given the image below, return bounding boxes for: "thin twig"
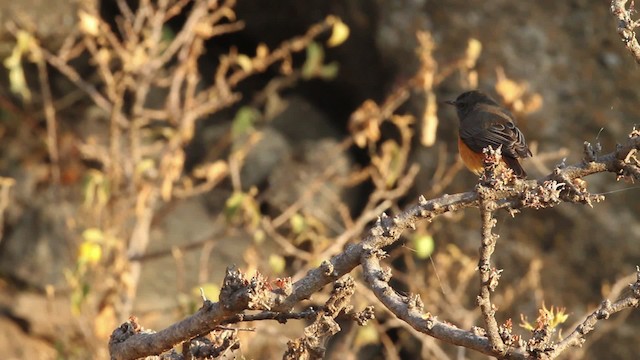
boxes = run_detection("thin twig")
[219,308,318,325]
[0,177,15,243]
[35,52,61,186]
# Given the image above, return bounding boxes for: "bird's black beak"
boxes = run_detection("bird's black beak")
[444,99,456,106]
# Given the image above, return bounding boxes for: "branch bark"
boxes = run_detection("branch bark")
[477,188,505,353]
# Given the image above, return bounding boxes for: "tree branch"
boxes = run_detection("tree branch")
[109,130,640,359]
[360,246,520,358]
[477,187,505,353]
[545,267,640,358]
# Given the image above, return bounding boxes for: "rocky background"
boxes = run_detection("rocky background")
[1,0,640,359]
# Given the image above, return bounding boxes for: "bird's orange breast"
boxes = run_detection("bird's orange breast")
[458,136,485,175]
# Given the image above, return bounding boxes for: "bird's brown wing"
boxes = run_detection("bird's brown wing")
[459,105,532,159]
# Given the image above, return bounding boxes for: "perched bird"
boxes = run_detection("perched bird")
[445,90,532,178]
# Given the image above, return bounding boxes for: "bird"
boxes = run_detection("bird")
[445,90,532,178]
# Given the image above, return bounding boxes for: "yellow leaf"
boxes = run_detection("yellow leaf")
[3,31,35,102]
[236,54,253,72]
[193,160,228,184]
[420,92,438,147]
[327,18,350,47]
[78,10,100,37]
[413,234,435,259]
[135,158,156,176]
[78,241,102,265]
[269,254,286,274]
[194,283,221,302]
[290,213,306,234]
[253,229,265,244]
[465,38,482,68]
[354,324,379,347]
[82,228,104,242]
[519,314,535,331]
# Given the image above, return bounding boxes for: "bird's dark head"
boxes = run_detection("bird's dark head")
[445,90,498,119]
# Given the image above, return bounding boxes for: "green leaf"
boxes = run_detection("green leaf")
[302,42,325,79]
[224,191,245,221]
[231,106,259,139]
[161,25,176,43]
[320,62,339,80]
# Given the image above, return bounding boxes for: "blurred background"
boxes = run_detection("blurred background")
[1,0,639,359]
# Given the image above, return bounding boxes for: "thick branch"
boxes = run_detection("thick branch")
[109,267,271,360]
[360,246,526,359]
[109,302,232,360]
[109,131,640,359]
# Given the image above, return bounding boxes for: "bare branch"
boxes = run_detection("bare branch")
[283,276,356,359]
[109,267,273,360]
[360,246,519,358]
[108,130,640,359]
[545,267,640,358]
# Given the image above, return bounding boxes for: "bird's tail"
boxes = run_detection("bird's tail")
[503,157,527,178]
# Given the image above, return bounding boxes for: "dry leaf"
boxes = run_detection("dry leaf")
[327,17,350,47]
